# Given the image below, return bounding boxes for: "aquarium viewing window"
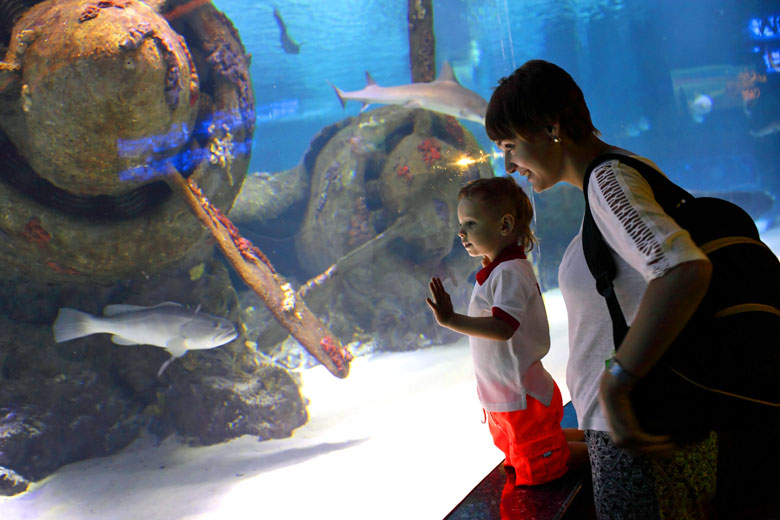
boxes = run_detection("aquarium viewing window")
[0,1,779,519]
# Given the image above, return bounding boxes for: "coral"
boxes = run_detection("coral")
[207,122,235,184]
[78,0,132,23]
[444,116,465,145]
[21,217,50,248]
[396,164,412,182]
[45,261,80,275]
[203,38,254,132]
[320,336,352,375]
[118,22,152,51]
[78,4,100,22]
[417,138,441,165]
[347,197,372,248]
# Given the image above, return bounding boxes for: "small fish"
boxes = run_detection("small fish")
[750,120,780,138]
[273,8,300,54]
[689,93,713,123]
[52,302,237,376]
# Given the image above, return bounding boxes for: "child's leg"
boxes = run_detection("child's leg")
[487,384,571,486]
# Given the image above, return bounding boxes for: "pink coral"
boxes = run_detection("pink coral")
[396,164,412,182]
[417,138,441,165]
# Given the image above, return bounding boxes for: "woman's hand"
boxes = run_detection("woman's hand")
[426,276,454,326]
[598,370,676,457]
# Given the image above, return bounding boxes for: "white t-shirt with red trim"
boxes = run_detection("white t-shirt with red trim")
[468,245,555,412]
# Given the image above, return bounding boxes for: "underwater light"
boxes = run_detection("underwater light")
[749,15,780,40]
[762,47,780,73]
[453,150,495,168]
[455,155,478,167]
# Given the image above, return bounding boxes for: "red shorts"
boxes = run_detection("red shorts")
[486,382,570,486]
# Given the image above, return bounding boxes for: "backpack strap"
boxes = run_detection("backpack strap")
[581,153,694,349]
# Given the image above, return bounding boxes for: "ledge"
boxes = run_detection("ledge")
[444,402,595,520]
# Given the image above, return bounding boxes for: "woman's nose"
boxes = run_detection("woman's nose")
[504,153,517,174]
[458,228,466,237]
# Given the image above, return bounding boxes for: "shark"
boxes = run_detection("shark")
[330,61,488,125]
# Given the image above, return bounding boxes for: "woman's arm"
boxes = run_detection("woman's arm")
[599,258,712,454]
[613,258,711,378]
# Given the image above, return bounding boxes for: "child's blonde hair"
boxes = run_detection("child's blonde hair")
[458,176,536,251]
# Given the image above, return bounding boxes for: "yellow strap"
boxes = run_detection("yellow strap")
[700,236,770,254]
[714,303,780,319]
[665,365,780,407]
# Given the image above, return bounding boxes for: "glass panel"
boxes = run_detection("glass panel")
[0,0,777,518]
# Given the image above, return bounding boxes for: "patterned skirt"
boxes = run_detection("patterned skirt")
[585,430,718,520]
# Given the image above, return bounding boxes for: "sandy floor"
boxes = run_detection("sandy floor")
[0,290,570,520]
[2,223,777,520]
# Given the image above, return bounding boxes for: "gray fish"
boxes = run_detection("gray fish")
[273,8,300,54]
[53,302,237,375]
[330,61,488,125]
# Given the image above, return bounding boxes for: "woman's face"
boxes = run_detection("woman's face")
[495,131,562,193]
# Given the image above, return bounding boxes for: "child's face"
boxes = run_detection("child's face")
[457,197,512,263]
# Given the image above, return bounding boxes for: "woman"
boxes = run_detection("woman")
[485,59,717,519]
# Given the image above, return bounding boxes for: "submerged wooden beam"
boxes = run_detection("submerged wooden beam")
[165,166,351,378]
[408,0,435,83]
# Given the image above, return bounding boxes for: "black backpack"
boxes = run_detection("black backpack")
[582,153,780,439]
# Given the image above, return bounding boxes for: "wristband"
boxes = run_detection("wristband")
[606,357,640,388]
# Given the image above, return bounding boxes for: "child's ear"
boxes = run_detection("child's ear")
[500,214,515,235]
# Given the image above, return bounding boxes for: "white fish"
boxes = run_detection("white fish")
[53,302,237,376]
[689,93,713,123]
[330,61,488,125]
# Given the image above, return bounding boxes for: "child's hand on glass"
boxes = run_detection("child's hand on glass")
[426,276,454,326]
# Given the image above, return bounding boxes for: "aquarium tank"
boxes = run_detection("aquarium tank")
[0,0,778,518]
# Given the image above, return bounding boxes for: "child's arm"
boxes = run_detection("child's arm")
[426,277,514,341]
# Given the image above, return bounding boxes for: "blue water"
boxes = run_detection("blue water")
[218,0,780,206]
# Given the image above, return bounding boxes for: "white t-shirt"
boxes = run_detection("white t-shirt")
[468,246,555,412]
[559,156,707,432]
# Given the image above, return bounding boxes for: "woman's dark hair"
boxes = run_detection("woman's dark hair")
[485,60,600,143]
[458,176,536,251]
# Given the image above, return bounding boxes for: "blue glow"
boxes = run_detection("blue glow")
[115,110,254,183]
[117,123,191,158]
[761,47,780,74]
[117,137,253,183]
[256,98,299,122]
[748,15,780,40]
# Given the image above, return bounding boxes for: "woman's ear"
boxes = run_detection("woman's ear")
[546,123,560,141]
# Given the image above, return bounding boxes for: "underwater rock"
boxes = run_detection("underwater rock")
[0,467,29,496]
[0,313,148,484]
[0,0,254,283]
[151,364,307,445]
[0,248,307,493]
[293,106,491,351]
[230,164,309,238]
